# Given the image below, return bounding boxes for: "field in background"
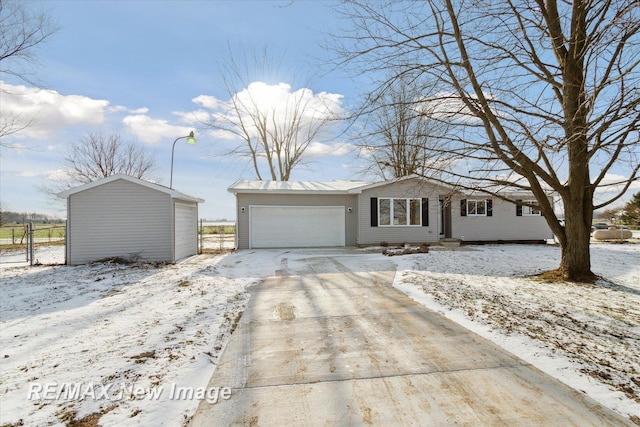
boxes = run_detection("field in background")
[0,223,66,245]
[199,221,235,253]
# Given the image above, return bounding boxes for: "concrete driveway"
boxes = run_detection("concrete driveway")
[190,252,631,426]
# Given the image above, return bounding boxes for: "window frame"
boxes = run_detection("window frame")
[521,200,541,216]
[466,199,488,217]
[378,197,423,227]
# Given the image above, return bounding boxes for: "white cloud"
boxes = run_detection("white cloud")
[109,105,149,114]
[192,95,221,110]
[172,109,209,126]
[0,81,110,138]
[45,168,69,181]
[193,81,345,142]
[16,170,41,178]
[122,114,196,145]
[305,141,353,158]
[593,173,640,199]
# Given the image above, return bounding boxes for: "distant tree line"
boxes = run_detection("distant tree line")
[597,192,640,226]
[0,210,63,226]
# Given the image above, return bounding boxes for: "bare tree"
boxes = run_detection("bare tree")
[0,0,58,144]
[62,132,156,185]
[202,47,342,181]
[41,132,157,200]
[335,0,639,281]
[358,73,450,179]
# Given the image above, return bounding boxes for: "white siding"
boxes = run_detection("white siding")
[357,179,444,245]
[67,179,172,264]
[450,195,554,241]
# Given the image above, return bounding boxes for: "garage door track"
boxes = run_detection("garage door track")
[190,253,631,426]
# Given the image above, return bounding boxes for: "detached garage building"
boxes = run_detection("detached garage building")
[58,174,204,265]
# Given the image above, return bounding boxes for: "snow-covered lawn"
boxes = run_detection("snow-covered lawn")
[1,241,639,425]
[394,242,640,423]
[0,254,259,426]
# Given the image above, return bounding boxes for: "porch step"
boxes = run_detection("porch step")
[439,238,462,247]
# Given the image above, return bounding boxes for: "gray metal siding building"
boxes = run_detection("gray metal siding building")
[59,175,203,265]
[229,176,555,249]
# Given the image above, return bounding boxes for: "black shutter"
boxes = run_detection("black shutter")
[370,197,378,227]
[421,198,429,226]
[516,199,523,216]
[487,199,493,217]
[460,199,467,216]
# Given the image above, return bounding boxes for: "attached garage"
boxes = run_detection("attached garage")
[229,180,363,249]
[58,174,204,265]
[250,206,345,248]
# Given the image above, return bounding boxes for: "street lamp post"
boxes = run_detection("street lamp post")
[169,131,196,189]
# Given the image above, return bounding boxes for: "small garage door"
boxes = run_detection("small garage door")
[175,203,197,260]
[250,206,345,248]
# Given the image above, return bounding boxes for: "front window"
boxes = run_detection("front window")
[522,200,541,215]
[467,199,487,216]
[409,199,421,225]
[379,199,391,225]
[379,198,421,226]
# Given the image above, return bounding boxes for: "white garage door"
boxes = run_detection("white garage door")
[175,203,197,260]
[250,206,345,248]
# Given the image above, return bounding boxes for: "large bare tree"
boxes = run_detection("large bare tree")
[358,73,451,179]
[0,0,58,144]
[335,0,639,281]
[201,47,343,181]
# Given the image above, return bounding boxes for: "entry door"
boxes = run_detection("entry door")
[440,198,452,238]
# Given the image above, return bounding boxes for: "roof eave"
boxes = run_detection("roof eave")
[228,189,354,195]
[56,174,204,203]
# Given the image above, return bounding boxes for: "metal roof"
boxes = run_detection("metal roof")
[56,174,204,203]
[227,179,371,195]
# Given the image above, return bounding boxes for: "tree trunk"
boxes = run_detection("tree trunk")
[556,0,595,282]
[558,194,595,281]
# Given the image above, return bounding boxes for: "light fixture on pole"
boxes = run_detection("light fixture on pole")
[169,131,196,189]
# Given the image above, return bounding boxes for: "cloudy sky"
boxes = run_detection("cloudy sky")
[1,1,637,220]
[1,0,363,219]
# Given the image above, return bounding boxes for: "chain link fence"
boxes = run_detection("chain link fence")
[199,220,236,254]
[1,220,234,266]
[0,223,66,266]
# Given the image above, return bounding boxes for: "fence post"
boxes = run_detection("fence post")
[199,218,203,254]
[23,226,28,262]
[28,222,34,266]
[65,220,68,265]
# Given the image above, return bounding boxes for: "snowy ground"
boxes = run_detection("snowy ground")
[393,241,640,423]
[1,241,639,426]
[0,255,258,426]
